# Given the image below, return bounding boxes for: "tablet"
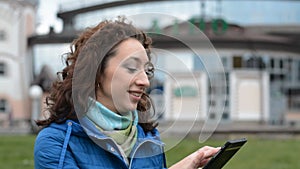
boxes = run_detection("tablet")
[202,138,247,169]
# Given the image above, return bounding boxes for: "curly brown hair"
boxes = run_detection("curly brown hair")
[36,17,157,132]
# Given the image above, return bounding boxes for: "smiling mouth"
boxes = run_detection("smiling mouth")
[128,91,143,98]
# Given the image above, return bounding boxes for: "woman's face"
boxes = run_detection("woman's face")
[96,38,151,114]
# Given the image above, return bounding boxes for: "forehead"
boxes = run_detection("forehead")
[112,38,149,63]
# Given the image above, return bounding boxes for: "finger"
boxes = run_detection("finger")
[203,147,221,158]
[199,147,221,167]
[194,146,221,168]
[198,146,213,151]
[199,146,220,152]
[197,146,220,158]
[194,149,213,167]
[199,158,211,167]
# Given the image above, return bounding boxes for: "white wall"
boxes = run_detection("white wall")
[0,1,36,122]
[164,72,207,121]
[230,70,269,122]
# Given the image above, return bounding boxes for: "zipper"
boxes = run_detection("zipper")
[81,117,164,168]
[81,117,129,167]
[129,139,164,169]
[89,134,130,168]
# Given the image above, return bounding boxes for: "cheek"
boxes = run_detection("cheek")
[111,70,134,88]
[110,71,130,95]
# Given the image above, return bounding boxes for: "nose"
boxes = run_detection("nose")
[135,70,150,88]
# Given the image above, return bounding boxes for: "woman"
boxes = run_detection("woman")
[34,17,220,169]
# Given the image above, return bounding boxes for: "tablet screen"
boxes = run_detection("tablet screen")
[202,138,247,169]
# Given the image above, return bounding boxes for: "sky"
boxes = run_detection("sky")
[36,0,300,35]
[36,0,62,34]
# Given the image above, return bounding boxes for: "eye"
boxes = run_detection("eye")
[127,67,138,73]
[145,62,155,79]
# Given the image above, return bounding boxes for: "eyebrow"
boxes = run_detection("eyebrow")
[126,56,149,65]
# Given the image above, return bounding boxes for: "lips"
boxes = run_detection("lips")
[129,91,143,97]
[128,90,143,101]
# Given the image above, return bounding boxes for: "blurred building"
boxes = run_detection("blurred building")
[25,0,300,128]
[0,0,37,128]
[150,20,300,126]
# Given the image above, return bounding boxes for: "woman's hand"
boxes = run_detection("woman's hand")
[169,146,220,169]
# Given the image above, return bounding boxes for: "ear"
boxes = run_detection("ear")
[95,69,104,90]
[95,82,102,100]
[95,79,104,94]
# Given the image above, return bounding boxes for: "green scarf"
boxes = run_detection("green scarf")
[86,98,138,157]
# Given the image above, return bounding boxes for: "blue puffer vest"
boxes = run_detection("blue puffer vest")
[34,119,167,169]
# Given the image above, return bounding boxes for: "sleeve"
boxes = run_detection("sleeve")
[34,128,79,169]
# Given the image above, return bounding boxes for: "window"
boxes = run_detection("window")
[0,62,6,75]
[298,60,300,81]
[245,56,266,69]
[287,89,300,111]
[225,72,230,94]
[233,55,242,68]
[209,112,216,119]
[224,100,229,107]
[209,100,216,106]
[279,59,283,69]
[222,112,229,119]
[0,30,6,41]
[0,99,7,113]
[286,58,293,81]
[221,57,228,68]
[193,54,205,71]
[270,58,275,68]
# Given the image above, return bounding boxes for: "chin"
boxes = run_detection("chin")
[127,104,138,112]
[128,106,137,112]
[117,105,137,115]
